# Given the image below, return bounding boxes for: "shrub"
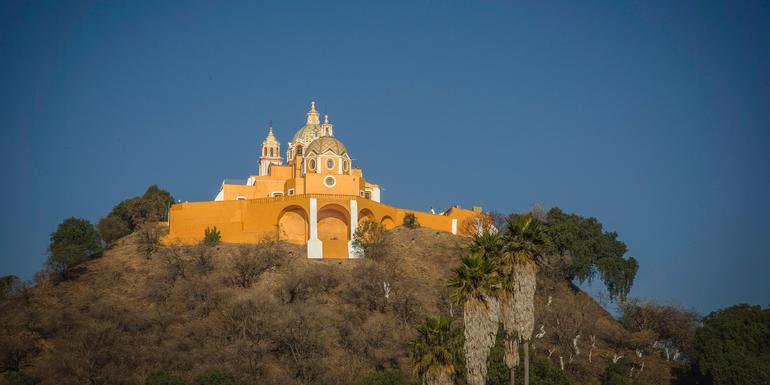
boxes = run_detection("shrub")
[2,371,37,385]
[145,370,186,385]
[202,227,221,247]
[97,215,131,245]
[600,359,640,385]
[194,369,237,385]
[229,243,283,288]
[137,223,162,258]
[402,213,420,229]
[357,370,414,385]
[99,185,175,244]
[46,217,102,280]
[682,304,770,385]
[353,220,388,259]
[190,245,214,275]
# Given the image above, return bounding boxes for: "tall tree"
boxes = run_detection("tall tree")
[47,217,102,279]
[684,304,770,385]
[448,253,500,385]
[410,316,462,385]
[542,208,638,302]
[500,214,546,385]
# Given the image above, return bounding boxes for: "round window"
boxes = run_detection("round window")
[308,159,316,170]
[324,176,336,187]
[326,159,334,169]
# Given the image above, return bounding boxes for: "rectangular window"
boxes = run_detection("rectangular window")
[236,196,247,200]
[288,189,295,196]
[365,191,371,199]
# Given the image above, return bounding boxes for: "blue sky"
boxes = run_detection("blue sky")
[1,0,768,314]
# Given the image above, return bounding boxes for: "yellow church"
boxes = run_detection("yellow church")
[164,102,479,259]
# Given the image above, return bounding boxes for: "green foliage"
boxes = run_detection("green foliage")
[683,304,770,385]
[358,370,415,385]
[202,227,221,247]
[145,370,186,385]
[46,217,102,279]
[447,253,500,304]
[2,371,38,385]
[468,231,503,262]
[483,328,572,385]
[499,214,545,276]
[194,369,237,385]
[99,185,175,244]
[600,360,641,385]
[542,207,638,302]
[410,316,462,382]
[403,213,420,229]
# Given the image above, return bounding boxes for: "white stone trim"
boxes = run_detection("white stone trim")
[307,198,323,259]
[371,187,381,203]
[451,219,457,235]
[348,199,361,258]
[214,189,224,201]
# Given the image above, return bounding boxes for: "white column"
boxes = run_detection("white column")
[371,187,381,203]
[451,219,458,235]
[307,198,323,259]
[348,199,361,258]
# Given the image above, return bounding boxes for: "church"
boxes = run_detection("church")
[164,102,480,259]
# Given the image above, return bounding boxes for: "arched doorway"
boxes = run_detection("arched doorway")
[381,216,395,230]
[358,208,376,225]
[318,204,350,259]
[278,206,308,244]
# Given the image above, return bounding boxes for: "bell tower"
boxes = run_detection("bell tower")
[259,124,283,176]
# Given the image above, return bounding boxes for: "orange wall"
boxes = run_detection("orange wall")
[163,194,477,249]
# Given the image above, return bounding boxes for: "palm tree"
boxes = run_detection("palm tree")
[410,316,462,385]
[448,253,500,385]
[500,214,546,385]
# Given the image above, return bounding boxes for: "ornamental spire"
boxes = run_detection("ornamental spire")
[306,101,320,125]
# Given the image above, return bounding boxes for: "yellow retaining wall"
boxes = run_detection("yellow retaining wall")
[163,194,479,256]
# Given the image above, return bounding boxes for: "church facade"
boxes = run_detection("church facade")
[164,102,479,259]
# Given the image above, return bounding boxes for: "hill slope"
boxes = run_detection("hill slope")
[0,227,674,385]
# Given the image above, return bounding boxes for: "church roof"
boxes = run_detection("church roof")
[307,136,348,156]
[291,124,322,144]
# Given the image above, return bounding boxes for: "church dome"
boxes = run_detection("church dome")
[291,124,322,144]
[306,136,348,156]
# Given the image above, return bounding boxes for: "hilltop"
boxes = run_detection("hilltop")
[0,226,676,385]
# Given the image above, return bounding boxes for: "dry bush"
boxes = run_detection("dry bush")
[340,312,402,370]
[279,263,340,304]
[229,242,285,288]
[341,259,394,313]
[136,223,162,258]
[459,212,497,237]
[33,321,138,385]
[189,245,214,276]
[353,220,389,259]
[271,304,330,385]
[0,331,40,372]
[179,276,220,317]
[160,245,188,281]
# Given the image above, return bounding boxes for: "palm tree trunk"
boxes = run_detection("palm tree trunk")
[499,291,520,385]
[463,296,499,385]
[512,263,537,385]
[524,340,530,385]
